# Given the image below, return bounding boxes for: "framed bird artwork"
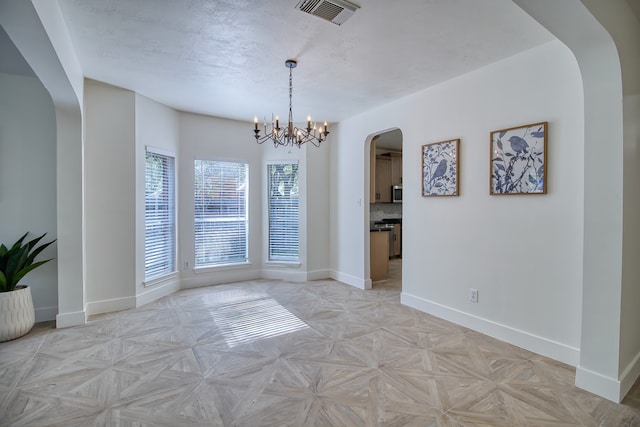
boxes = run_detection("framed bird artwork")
[490,122,547,195]
[422,139,460,197]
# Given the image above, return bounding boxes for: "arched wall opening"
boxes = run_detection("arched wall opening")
[363,128,403,290]
[514,0,639,402]
[0,0,86,327]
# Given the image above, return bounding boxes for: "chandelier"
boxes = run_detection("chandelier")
[253,59,329,148]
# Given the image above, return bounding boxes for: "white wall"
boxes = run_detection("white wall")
[329,125,367,288]
[134,94,181,304]
[305,138,331,279]
[178,113,264,288]
[515,0,640,402]
[621,92,640,392]
[1,0,86,328]
[30,0,84,108]
[84,84,183,314]
[582,0,640,399]
[31,0,86,328]
[0,72,58,321]
[331,40,584,364]
[83,86,329,308]
[84,80,136,313]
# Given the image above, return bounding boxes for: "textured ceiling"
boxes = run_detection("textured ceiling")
[57,0,554,124]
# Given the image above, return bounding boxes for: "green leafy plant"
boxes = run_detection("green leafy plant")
[0,232,56,293]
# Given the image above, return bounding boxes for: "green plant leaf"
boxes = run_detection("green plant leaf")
[10,232,29,252]
[5,245,29,289]
[25,237,56,266]
[0,244,8,273]
[26,233,46,251]
[0,232,56,292]
[14,259,53,286]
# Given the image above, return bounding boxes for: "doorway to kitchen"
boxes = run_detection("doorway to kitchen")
[366,128,403,292]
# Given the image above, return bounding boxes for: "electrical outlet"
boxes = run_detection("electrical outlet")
[184,260,190,269]
[469,288,479,303]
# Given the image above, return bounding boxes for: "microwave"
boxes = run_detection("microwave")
[392,185,402,203]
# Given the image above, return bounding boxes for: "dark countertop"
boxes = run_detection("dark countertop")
[370,222,394,232]
[379,218,402,224]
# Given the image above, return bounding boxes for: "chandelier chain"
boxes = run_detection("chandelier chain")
[288,65,293,132]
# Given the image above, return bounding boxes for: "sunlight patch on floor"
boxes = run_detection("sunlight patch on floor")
[209,290,308,347]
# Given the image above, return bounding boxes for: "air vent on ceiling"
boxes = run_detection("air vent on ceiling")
[295,0,360,25]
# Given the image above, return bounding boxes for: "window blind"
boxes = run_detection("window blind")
[194,160,248,267]
[145,150,176,280]
[268,163,299,261]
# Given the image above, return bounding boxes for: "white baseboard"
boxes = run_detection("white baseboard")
[620,349,640,401]
[401,291,580,367]
[35,305,58,322]
[262,268,309,282]
[330,270,367,289]
[260,268,331,282]
[137,279,180,307]
[56,309,86,328]
[576,366,622,403]
[86,295,136,316]
[181,269,261,289]
[306,269,331,281]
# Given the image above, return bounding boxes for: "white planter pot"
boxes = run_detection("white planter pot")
[0,285,35,342]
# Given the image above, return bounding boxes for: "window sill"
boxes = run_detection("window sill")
[143,271,179,288]
[193,261,252,274]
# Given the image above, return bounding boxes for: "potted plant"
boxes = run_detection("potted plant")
[0,232,55,342]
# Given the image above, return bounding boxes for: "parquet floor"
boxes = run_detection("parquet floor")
[1,259,639,426]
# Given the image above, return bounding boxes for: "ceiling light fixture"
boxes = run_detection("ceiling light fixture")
[253,59,329,148]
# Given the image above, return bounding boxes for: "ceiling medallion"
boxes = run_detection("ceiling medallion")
[253,59,329,148]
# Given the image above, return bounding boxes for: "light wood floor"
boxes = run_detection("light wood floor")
[1,260,639,426]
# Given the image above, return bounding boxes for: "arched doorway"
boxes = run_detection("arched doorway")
[365,128,403,290]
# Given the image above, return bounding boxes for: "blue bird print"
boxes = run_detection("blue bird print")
[429,159,448,185]
[508,136,529,154]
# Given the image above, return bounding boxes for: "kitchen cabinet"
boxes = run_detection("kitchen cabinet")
[370,151,402,203]
[374,156,392,203]
[393,224,401,257]
[370,230,389,280]
[390,153,403,185]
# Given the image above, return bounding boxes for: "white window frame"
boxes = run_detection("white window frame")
[144,147,176,283]
[194,159,249,269]
[267,161,300,263]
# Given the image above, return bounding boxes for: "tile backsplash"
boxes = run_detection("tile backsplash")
[370,203,402,222]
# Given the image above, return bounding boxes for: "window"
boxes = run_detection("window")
[194,160,248,267]
[145,149,176,281]
[268,162,299,262]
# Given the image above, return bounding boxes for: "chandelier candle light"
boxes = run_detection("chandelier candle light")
[253,59,329,148]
